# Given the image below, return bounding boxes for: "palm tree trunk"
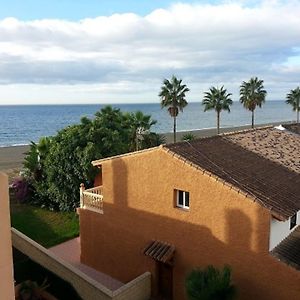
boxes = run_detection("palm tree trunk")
[297,107,299,124]
[173,116,176,143]
[251,110,254,128]
[217,111,220,134]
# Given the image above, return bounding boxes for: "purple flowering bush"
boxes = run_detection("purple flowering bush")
[11,177,31,203]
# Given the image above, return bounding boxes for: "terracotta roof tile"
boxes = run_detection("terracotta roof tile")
[226,127,300,173]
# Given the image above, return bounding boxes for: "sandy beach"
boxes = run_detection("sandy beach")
[0,145,29,181]
[0,121,291,177]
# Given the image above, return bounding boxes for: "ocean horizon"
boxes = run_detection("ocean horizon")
[0,101,296,147]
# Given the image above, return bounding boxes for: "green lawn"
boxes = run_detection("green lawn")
[11,205,79,248]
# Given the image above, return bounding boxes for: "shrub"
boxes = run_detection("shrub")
[11,177,31,203]
[182,133,196,141]
[185,265,236,300]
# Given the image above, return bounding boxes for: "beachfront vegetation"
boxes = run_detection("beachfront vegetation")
[240,77,267,128]
[202,86,233,134]
[11,205,79,248]
[22,106,161,211]
[159,75,189,143]
[185,265,236,300]
[286,87,300,124]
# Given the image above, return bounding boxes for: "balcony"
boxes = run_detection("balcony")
[80,184,103,213]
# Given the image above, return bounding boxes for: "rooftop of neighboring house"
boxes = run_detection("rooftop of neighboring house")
[164,124,300,221]
[226,126,300,173]
[271,225,300,270]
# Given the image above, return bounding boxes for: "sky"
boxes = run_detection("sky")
[0,0,300,104]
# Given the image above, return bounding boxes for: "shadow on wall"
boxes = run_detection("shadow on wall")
[111,159,128,207]
[82,144,300,300]
[81,197,300,300]
[226,208,252,251]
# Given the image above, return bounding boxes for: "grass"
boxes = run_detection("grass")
[11,205,79,248]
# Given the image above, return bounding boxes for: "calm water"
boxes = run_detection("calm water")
[0,101,296,147]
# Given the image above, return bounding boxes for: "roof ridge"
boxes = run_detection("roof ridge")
[92,145,162,166]
[220,125,274,137]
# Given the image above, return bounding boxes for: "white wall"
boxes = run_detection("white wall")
[269,211,300,251]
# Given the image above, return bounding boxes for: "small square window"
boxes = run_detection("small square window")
[175,189,189,209]
[290,213,297,230]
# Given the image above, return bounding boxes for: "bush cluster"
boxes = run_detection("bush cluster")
[22,106,163,211]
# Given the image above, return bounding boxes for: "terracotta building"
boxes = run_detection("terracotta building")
[78,125,300,299]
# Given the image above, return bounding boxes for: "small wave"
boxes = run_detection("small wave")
[0,143,30,148]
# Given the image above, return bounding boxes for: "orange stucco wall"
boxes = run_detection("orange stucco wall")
[0,173,15,300]
[80,148,300,299]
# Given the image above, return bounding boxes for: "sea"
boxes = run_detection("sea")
[0,101,296,147]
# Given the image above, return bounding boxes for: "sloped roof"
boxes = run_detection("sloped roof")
[164,126,300,220]
[271,226,300,270]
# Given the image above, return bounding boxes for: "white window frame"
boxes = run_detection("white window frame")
[176,189,190,209]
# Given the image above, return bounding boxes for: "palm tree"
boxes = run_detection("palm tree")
[240,77,267,128]
[286,87,300,124]
[202,86,233,134]
[126,111,157,151]
[159,75,189,143]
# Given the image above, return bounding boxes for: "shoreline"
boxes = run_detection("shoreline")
[162,120,293,143]
[0,120,293,172]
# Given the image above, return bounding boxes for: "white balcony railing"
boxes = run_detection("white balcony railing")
[80,184,103,213]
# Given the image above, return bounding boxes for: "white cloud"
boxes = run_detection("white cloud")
[0,1,300,103]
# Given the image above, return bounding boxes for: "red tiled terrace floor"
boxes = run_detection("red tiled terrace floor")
[49,237,123,291]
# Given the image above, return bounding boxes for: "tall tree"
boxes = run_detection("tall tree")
[202,86,233,134]
[240,77,267,128]
[286,87,300,124]
[159,75,189,143]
